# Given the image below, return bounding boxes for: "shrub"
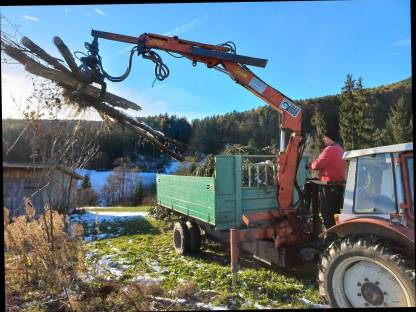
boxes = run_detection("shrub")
[148,204,174,221]
[77,188,100,207]
[4,198,86,311]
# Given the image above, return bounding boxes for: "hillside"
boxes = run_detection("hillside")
[2,77,412,169]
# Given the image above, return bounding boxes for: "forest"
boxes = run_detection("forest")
[2,76,412,170]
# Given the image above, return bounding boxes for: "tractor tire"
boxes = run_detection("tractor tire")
[318,235,415,308]
[173,221,191,255]
[187,220,201,254]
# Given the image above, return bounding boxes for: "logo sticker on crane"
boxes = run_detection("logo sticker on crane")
[279,99,301,117]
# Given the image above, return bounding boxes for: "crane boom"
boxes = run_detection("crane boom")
[88,29,303,209]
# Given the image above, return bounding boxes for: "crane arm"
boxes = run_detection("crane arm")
[88,29,303,209]
[91,30,301,132]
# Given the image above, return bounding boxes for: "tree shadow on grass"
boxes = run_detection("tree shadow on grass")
[194,237,318,284]
[75,216,161,241]
[188,238,271,272]
[100,218,161,236]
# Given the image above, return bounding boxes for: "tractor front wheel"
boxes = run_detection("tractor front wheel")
[318,236,415,307]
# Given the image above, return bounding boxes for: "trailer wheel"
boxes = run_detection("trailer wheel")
[173,222,191,255]
[318,236,415,307]
[187,220,201,254]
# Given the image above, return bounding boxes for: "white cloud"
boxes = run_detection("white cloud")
[393,37,411,47]
[163,18,202,37]
[21,15,40,22]
[94,8,108,16]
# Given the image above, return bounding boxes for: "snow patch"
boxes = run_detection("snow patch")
[132,273,163,287]
[254,303,272,309]
[149,260,166,273]
[88,254,133,279]
[300,297,325,309]
[195,302,229,310]
[70,211,146,228]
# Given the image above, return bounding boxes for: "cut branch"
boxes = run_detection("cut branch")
[24,61,141,111]
[1,35,185,161]
[74,95,184,161]
[21,36,71,74]
[53,36,83,81]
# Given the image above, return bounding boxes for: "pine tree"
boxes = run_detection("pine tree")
[385,96,413,144]
[339,74,356,150]
[354,77,376,148]
[80,175,92,190]
[311,107,326,152]
[339,75,377,150]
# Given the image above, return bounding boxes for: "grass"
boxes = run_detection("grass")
[80,207,322,309]
[84,206,151,213]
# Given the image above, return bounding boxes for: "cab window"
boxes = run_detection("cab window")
[406,157,414,213]
[354,154,396,213]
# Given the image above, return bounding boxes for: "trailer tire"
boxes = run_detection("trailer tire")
[318,235,415,307]
[173,222,191,255]
[187,220,201,254]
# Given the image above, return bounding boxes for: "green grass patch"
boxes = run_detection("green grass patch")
[86,206,151,213]
[82,216,321,309]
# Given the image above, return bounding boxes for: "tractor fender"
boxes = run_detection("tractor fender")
[324,217,415,257]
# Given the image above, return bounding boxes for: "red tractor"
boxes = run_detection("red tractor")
[77,30,414,307]
[318,142,414,307]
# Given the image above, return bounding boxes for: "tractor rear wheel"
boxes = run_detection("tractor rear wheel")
[318,236,415,307]
[173,221,191,255]
[187,220,201,254]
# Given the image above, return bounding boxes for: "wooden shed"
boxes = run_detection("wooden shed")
[3,162,83,216]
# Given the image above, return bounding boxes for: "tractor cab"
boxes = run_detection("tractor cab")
[334,142,413,229]
[319,142,414,308]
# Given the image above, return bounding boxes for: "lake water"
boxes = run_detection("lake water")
[76,159,182,193]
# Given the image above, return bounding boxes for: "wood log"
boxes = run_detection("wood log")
[2,38,185,160]
[3,43,37,67]
[21,36,71,74]
[53,36,84,81]
[23,60,140,111]
[76,92,184,150]
[4,38,141,111]
[76,97,184,161]
[5,47,179,152]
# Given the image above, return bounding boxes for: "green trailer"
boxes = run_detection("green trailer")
[156,155,308,231]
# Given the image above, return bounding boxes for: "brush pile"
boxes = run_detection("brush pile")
[1,34,184,161]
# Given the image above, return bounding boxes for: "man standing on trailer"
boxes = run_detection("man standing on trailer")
[308,131,346,229]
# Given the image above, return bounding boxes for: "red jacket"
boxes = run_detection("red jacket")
[309,144,345,182]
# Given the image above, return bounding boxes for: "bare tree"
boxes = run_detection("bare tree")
[14,78,100,215]
[100,156,141,206]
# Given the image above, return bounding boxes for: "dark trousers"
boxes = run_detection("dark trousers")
[320,185,344,229]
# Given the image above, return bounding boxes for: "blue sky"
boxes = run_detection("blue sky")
[1,1,412,121]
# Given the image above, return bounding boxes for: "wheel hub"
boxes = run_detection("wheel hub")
[361,282,384,306]
[334,258,411,307]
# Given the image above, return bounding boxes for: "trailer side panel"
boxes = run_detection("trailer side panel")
[156,174,216,225]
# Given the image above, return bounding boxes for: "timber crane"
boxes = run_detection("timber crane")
[79,30,415,308]
[79,29,304,210]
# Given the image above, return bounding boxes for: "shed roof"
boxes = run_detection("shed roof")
[3,162,83,180]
